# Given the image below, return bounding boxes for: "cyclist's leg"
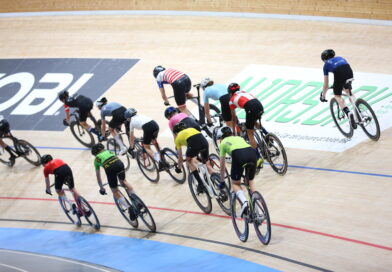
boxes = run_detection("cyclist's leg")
[173,76,192,116]
[230,151,248,213]
[0,137,16,159]
[142,121,159,160]
[109,117,127,152]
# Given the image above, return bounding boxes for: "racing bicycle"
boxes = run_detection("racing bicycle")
[67,109,103,148]
[0,133,41,167]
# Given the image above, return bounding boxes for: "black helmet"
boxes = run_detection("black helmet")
[228,83,240,95]
[91,143,105,156]
[95,97,108,110]
[58,90,69,101]
[173,121,186,134]
[164,106,178,119]
[41,154,53,166]
[217,126,233,139]
[0,116,10,133]
[153,65,165,78]
[321,49,335,61]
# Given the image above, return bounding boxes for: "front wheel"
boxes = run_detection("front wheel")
[161,148,186,184]
[356,99,380,141]
[107,138,130,171]
[17,139,41,166]
[231,193,249,242]
[188,170,212,214]
[330,98,353,138]
[79,196,100,230]
[58,196,81,226]
[136,149,159,183]
[262,133,288,176]
[114,191,138,228]
[208,153,231,191]
[210,173,231,215]
[70,121,95,147]
[252,191,271,245]
[130,194,156,232]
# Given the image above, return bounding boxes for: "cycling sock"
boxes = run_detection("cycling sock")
[192,170,204,185]
[5,146,15,157]
[114,135,126,149]
[343,107,350,116]
[88,127,100,136]
[118,196,130,209]
[236,190,247,204]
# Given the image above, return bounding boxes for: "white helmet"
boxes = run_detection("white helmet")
[216,126,232,139]
[200,77,213,89]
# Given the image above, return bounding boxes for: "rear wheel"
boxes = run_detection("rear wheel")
[252,191,271,245]
[136,149,159,183]
[107,138,130,171]
[70,121,95,147]
[59,196,81,226]
[231,193,249,242]
[208,153,231,191]
[210,173,231,215]
[0,137,14,166]
[262,133,288,176]
[188,170,212,214]
[130,193,156,232]
[330,98,353,138]
[17,139,41,166]
[79,196,100,230]
[114,191,138,228]
[161,147,186,184]
[356,99,380,141]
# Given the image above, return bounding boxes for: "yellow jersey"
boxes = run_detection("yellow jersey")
[175,128,200,149]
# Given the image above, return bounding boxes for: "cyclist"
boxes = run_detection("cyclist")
[96,97,129,155]
[164,107,200,136]
[91,143,138,220]
[0,116,17,165]
[217,126,257,217]
[153,66,194,115]
[58,90,104,141]
[124,108,166,169]
[200,78,233,128]
[319,49,356,128]
[173,121,213,192]
[227,83,264,167]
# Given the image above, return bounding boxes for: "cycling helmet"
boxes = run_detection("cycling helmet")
[228,83,240,95]
[0,117,10,133]
[95,97,108,110]
[200,77,213,90]
[58,90,69,101]
[164,106,178,119]
[91,143,105,156]
[153,65,165,78]
[321,49,335,61]
[216,126,233,139]
[173,121,186,134]
[40,154,53,166]
[124,108,137,119]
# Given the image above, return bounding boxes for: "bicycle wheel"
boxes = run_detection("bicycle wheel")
[212,126,221,154]
[161,147,186,184]
[130,193,156,232]
[58,196,81,226]
[210,173,231,215]
[136,149,159,183]
[188,171,212,214]
[330,98,353,138]
[79,196,100,230]
[17,139,41,166]
[231,193,249,242]
[114,191,138,228]
[209,104,221,126]
[70,121,95,147]
[252,191,271,245]
[262,133,288,176]
[356,99,380,141]
[107,138,130,171]
[0,137,14,166]
[208,153,231,191]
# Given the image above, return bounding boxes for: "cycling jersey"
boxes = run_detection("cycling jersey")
[129,115,153,132]
[94,150,119,170]
[203,84,227,103]
[323,56,349,75]
[0,119,10,137]
[43,159,66,177]
[219,136,251,157]
[175,128,200,149]
[156,68,185,88]
[100,102,123,119]
[169,113,188,131]
[229,91,256,110]
[63,95,92,112]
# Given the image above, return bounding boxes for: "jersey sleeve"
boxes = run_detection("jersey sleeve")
[174,136,182,149]
[94,158,100,170]
[203,89,210,104]
[43,165,50,178]
[229,100,236,110]
[323,63,329,76]
[219,141,227,157]
[64,104,70,112]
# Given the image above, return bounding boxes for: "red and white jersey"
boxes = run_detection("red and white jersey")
[229,91,256,110]
[156,68,184,86]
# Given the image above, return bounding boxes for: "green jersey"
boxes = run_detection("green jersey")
[219,136,251,157]
[94,150,118,170]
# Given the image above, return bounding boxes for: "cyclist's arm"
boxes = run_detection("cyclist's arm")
[64,105,71,122]
[129,130,135,149]
[204,102,212,124]
[159,87,169,104]
[219,156,226,181]
[95,168,104,189]
[44,176,50,191]
[322,75,329,97]
[230,109,237,134]
[100,119,107,137]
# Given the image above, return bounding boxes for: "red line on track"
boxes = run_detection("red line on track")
[1,196,391,251]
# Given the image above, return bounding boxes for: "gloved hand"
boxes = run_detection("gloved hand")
[319,92,328,102]
[63,119,70,126]
[45,188,52,195]
[128,147,136,158]
[164,101,170,106]
[174,165,182,173]
[218,181,226,190]
[99,188,107,195]
[207,122,213,127]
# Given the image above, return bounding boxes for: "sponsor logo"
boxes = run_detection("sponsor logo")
[229,65,392,152]
[0,59,138,131]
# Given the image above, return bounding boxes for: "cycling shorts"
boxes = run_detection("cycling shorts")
[172,74,191,107]
[53,164,74,190]
[244,99,264,130]
[219,94,232,122]
[333,64,354,96]
[109,106,127,129]
[78,98,93,122]
[104,159,125,189]
[182,117,201,131]
[231,147,257,181]
[142,120,159,145]
[186,133,209,162]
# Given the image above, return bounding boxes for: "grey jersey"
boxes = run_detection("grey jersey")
[100,102,122,119]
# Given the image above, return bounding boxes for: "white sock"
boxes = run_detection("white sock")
[114,135,126,149]
[236,190,247,204]
[117,196,130,209]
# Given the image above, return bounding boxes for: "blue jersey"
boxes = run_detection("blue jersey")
[100,102,122,119]
[203,84,227,103]
[323,56,349,75]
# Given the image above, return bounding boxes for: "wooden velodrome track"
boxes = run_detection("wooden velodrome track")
[0,3,392,272]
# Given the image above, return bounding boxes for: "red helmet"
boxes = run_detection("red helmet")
[228,83,240,95]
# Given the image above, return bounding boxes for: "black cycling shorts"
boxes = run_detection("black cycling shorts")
[109,106,127,129]
[54,164,74,190]
[172,75,192,106]
[77,97,93,122]
[219,94,232,122]
[142,120,159,145]
[104,159,125,189]
[182,117,201,131]
[186,133,209,162]
[244,99,264,130]
[333,64,354,96]
[231,147,257,181]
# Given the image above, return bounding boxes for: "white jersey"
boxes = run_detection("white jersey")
[129,115,152,132]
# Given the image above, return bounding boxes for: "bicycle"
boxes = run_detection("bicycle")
[231,162,271,245]
[105,183,156,232]
[329,92,380,140]
[50,180,100,230]
[68,109,101,147]
[187,152,231,215]
[0,133,41,167]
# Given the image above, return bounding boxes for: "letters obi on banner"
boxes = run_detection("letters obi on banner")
[0,58,139,131]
